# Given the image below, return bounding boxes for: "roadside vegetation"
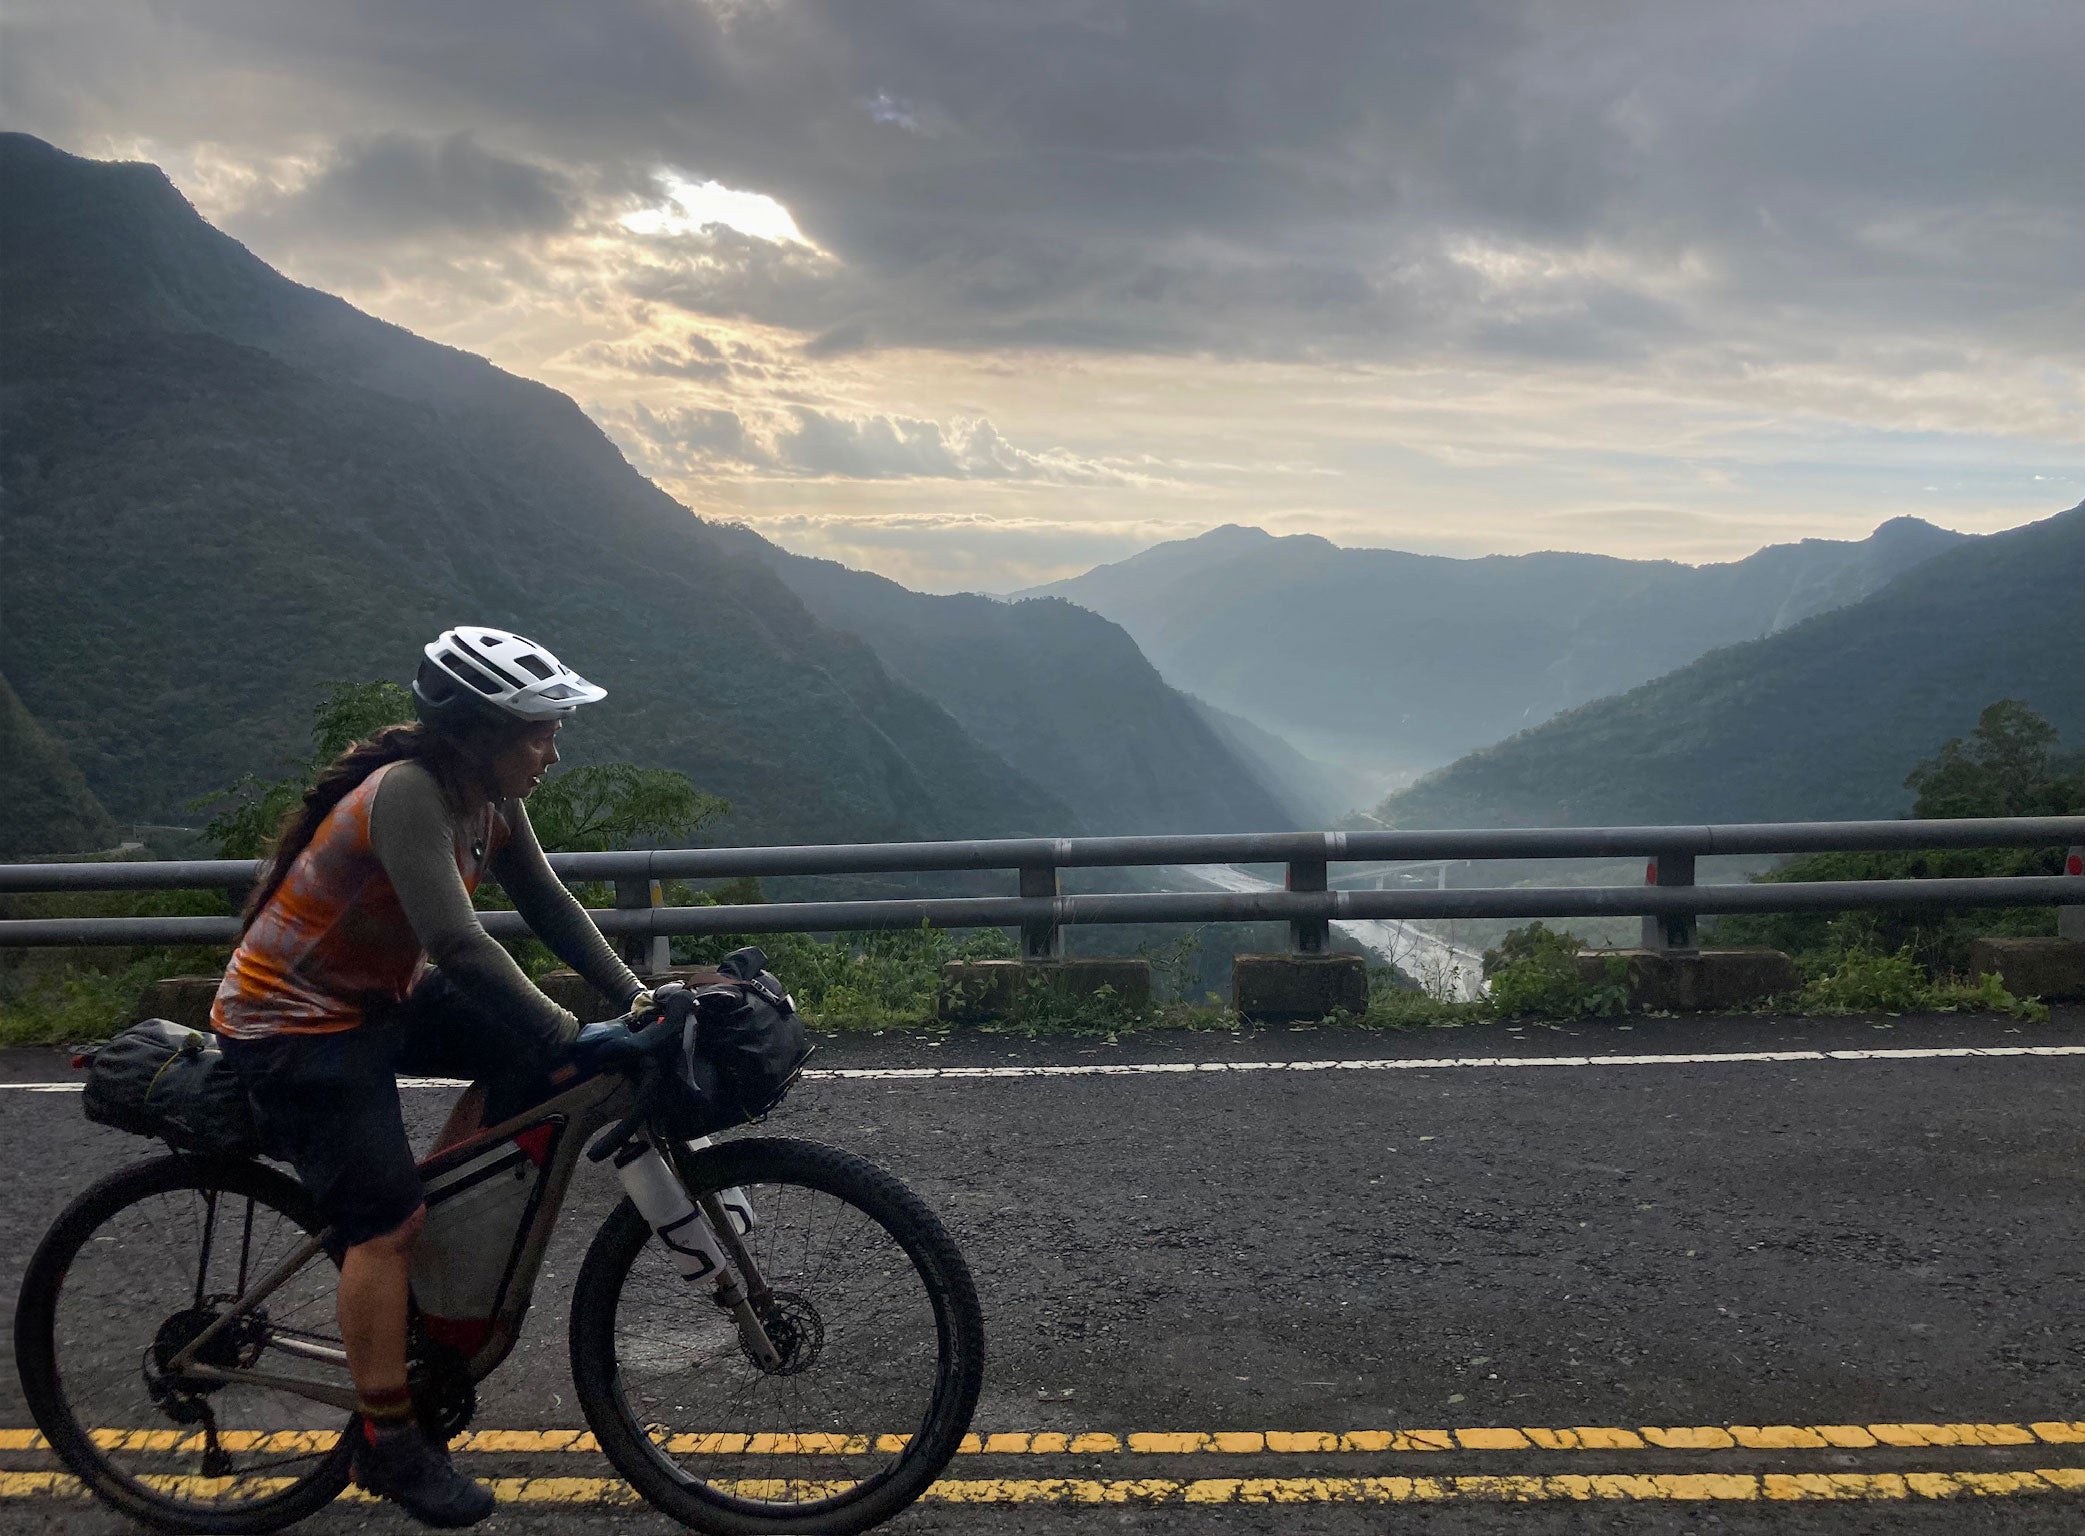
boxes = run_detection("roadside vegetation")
[2,697,2074,1047]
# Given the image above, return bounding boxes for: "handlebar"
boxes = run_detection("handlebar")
[585,985,698,1163]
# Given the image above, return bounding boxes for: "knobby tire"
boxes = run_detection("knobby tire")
[569,1136,985,1536]
[13,1154,355,1534]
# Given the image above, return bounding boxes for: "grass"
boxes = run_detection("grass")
[1,921,2061,1050]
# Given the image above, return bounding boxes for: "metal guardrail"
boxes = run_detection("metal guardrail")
[3,818,2081,965]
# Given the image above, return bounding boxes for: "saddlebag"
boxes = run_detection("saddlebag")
[81,1019,260,1157]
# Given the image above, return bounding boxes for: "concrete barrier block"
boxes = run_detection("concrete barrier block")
[1965,937,2085,1002]
[537,968,637,1020]
[1573,948,1800,1013]
[937,958,1151,1023]
[130,974,223,1031]
[1232,952,1369,1023]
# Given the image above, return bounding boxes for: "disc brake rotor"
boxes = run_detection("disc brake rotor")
[746,1290,824,1377]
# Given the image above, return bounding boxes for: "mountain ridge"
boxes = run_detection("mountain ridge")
[0,133,1083,845]
[1019,515,1973,776]
[1372,501,2085,827]
[708,527,1302,832]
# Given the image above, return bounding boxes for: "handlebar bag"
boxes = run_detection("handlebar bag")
[81,1019,260,1157]
[678,955,814,1132]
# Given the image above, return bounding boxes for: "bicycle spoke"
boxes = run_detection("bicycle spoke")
[35,1166,351,1522]
[608,1175,943,1506]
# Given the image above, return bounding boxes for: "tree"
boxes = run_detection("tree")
[1717,700,2083,967]
[197,681,728,859]
[1905,699,2077,819]
[528,764,728,854]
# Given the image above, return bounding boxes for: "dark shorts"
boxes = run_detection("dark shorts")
[220,972,555,1253]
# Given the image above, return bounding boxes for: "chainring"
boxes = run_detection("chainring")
[408,1338,478,1444]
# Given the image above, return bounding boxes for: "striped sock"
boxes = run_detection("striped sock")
[358,1384,416,1444]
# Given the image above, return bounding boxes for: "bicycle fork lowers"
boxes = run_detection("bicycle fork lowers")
[612,1140,785,1371]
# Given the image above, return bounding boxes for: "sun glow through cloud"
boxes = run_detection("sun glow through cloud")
[27,1,2081,595]
[622,171,809,245]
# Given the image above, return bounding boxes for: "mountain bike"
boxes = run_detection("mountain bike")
[13,989,986,1534]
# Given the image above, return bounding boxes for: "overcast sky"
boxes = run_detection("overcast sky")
[8,0,2084,591]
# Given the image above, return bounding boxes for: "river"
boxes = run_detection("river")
[1178,864,1490,1001]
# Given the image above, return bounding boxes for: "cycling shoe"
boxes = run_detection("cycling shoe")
[352,1426,495,1528]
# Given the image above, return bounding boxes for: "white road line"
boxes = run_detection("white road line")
[5,1044,2082,1093]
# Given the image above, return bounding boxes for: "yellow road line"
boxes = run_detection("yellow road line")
[5,1469,2085,1505]
[6,1421,2085,1457]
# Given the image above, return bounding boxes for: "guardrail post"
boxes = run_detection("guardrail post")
[1019,864,1062,960]
[2063,846,2085,942]
[1642,852,1698,952]
[1288,858,1329,954]
[615,877,670,975]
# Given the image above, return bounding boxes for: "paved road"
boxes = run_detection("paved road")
[4,1006,2084,1533]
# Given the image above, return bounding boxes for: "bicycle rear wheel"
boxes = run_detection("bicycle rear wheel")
[570,1136,984,1535]
[13,1154,354,1533]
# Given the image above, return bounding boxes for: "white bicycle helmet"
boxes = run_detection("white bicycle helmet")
[412,626,606,734]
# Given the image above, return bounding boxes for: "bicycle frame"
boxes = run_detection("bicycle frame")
[162,1066,765,1414]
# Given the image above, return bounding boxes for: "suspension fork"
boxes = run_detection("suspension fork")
[613,1142,781,1368]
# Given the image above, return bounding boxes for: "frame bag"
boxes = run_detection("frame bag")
[80,1019,260,1157]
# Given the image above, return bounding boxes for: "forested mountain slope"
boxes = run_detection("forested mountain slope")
[0,674,120,859]
[1374,503,2085,828]
[0,133,1073,844]
[1024,518,1968,776]
[714,530,1300,832]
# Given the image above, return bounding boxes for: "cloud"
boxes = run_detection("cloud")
[606,402,764,474]
[578,332,736,383]
[738,508,1217,594]
[8,0,2084,595]
[16,1,2084,370]
[775,409,1156,484]
[246,132,575,242]
[606,398,1150,487]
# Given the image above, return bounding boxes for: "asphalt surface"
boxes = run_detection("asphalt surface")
[3,1006,2084,1534]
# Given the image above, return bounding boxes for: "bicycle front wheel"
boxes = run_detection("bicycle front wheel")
[13,1154,354,1534]
[570,1136,985,1535]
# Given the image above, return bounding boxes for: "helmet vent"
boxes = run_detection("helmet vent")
[451,634,528,690]
[439,651,504,696]
[515,653,554,680]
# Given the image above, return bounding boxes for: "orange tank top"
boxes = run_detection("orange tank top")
[211,761,507,1039]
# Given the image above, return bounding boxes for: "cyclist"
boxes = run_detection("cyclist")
[212,627,647,1528]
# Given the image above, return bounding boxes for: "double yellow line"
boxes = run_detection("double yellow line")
[4,1469,2083,1506]
[8,1419,2083,1457]
[7,1419,2085,1507]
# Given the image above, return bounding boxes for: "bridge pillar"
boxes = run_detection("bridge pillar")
[1641,852,1698,952]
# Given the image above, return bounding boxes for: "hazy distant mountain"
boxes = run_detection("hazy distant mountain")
[1022,518,1970,778]
[0,133,1073,844]
[1181,696,1374,825]
[1374,502,2085,828]
[709,529,1299,832]
[0,672,120,859]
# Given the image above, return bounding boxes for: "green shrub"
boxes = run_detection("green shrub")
[0,885,234,1046]
[1797,944,1928,1013]
[1355,972,1489,1030]
[1482,922,1631,1020]
[1796,944,2047,1021]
